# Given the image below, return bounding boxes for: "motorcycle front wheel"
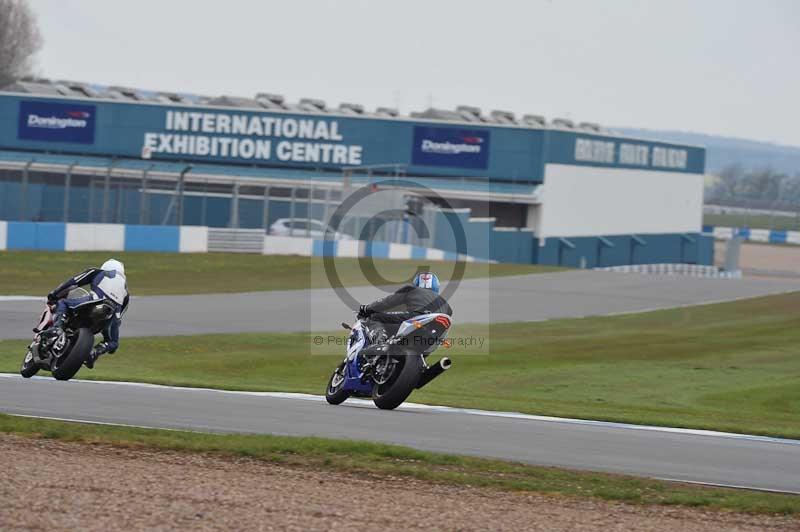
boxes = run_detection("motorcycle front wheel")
[20,349,39,378]
[325,362,351,405]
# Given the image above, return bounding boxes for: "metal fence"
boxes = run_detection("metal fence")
[0,162,440,248]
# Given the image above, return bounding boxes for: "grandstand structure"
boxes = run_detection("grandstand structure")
[0,78,712,266]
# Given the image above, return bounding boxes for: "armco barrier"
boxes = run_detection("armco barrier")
[208,228,262,253]
[596,263,741,279]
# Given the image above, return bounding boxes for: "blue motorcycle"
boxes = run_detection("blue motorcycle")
[325,313,453,410]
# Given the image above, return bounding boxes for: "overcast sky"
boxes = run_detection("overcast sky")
[27,0,800,146]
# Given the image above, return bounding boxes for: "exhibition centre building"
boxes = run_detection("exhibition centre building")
[0,79,711,266]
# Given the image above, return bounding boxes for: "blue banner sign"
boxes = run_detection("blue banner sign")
[544,130,705,173]
[411,126,490,169]
[17,100,96,144]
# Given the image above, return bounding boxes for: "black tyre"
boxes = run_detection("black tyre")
[20,349,39,378]
[52,328,93,381]
[372,351,423,410]
[325,363,351,405]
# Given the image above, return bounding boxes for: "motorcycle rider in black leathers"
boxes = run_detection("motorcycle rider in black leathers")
[357,271,452,342]
[43,258,129,369]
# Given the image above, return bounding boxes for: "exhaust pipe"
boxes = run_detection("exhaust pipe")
[416,357,452,389]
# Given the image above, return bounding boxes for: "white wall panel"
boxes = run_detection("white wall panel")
[65,223,125,251]
[263,235,313,256]
[336,240,360,258]
[0,221,6,250]
[539,164,704,238]
[426,248,445,261]
[713,226,734,240]
[748,229,770,242]
[388,243,413,260]
[179,226,209,253]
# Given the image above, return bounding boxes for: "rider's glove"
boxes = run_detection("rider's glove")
[357,305,373,319]
[91,342,109,357]
[46,292,58,305]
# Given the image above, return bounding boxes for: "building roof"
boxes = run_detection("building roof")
[3,77,604,134]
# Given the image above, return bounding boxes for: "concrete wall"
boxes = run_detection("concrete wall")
[0,221,488,263]
[539,164,704,238]
[3,222,185,252]
[65,223,125,251]
[431,209,532,262]
[710,225,800,245]
[179,226,209,253]
[537,233,713,268]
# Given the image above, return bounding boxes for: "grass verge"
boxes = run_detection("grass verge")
[704,212,800,232]
[2,293,800,438]
[0,251,559,295]
[1,413,797,515]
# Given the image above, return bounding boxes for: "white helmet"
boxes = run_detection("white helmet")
[101,258,125,276]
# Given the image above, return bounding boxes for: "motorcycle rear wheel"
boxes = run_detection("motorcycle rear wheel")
[372,351,422,410]
[52,328,93,381]
[325,363,351,405]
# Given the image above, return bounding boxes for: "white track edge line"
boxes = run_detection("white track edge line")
[2,373,799,446]
[655,477,800,496]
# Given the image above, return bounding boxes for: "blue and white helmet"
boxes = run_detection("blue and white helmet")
[413,271,440,293]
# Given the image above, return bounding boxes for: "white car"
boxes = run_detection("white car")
[269,218,353,240]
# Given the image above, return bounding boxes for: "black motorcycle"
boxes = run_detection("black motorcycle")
[20,288,115,381]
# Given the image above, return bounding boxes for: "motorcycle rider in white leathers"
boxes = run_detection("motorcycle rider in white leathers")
[43,259,129,368]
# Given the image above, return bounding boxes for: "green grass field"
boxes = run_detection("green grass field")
[0,251,559,295]
[2,414,797,515]
[704,212,800,232]
[3,293,799,438]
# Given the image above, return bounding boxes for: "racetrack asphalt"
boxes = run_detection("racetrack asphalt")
[1,375,799,494]
[1,270,799,340]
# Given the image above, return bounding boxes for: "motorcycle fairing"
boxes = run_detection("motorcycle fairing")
[343,322,373,394]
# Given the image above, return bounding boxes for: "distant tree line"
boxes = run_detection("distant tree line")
[706,165,800,209]
[0,0,41,88]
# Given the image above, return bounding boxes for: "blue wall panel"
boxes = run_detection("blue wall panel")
[536,233,710,267]
[6,222,66,250]
[124,225,179,252]
[6,221,37,249]
[411,246,427,259]
[364,241,389,258]
[490,230,535,264]
[312,239,337,257]
[698,235,714,265]
[769,230,787,244]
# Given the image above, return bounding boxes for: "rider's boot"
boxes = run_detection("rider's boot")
[84,351,97,369]
[40,312,66,342]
